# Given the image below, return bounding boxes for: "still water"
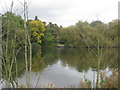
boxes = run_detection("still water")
[1,47,118,88]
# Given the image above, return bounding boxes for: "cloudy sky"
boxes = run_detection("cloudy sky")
[0,0,119,27]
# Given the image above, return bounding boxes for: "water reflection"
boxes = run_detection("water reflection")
[19,60,111,88]
[17,47,118,88]
[43,47,118,72]
[1,47,118,88]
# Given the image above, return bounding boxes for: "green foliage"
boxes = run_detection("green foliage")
[2,12,24,31]
[2,12,25,47]
[60,26,80,47]
[1,12,25,87]
[43,22,60,46]
[34,16,39,20]
[90,20,104,27]
[106,20,118,46]
[43,32,55,46]
[59,20,119,47]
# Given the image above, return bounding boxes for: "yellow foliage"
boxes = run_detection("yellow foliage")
[37,40,42,43]
[31,27,38,31]
[37,35,41,40]
[29,20,45,32]
[29,20,46,44]
[40,33,44,36]
[32,31,38,36]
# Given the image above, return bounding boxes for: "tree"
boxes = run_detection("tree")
[43,22,60,46]
[1,11,24,88]
[60,26,80,47]
[107,20,119,46]
[28,20,46,44]
[34,16,39,20]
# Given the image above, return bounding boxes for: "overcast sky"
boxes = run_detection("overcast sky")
[0,0,119,27]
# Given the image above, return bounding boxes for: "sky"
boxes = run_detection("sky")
[0,0,119,27]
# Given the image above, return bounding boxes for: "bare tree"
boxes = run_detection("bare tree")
[23,0,32,87]
[0,14,2,84]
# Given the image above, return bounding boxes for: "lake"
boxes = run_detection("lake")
[1,47,118,88]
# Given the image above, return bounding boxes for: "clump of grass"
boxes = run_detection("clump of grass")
[79,76,92,88]
[18,83,56,88]
[40,83,56,88]
[19,85,26,88]
[79,69,118,88]
[100,69,118,88]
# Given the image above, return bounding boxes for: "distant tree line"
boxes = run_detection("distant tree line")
[43,19,119,48]
[2,12,119,49]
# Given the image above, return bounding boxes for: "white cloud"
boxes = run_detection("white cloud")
[0,0,119,26]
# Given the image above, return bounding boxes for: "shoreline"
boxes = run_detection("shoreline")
[55,45,120,48]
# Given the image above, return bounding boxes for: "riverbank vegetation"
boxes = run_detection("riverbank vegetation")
[80,69,118,88]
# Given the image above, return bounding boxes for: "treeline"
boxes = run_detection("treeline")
[1,12,119,48]
[43,20,119,48]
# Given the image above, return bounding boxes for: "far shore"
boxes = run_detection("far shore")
[56,44,120,48]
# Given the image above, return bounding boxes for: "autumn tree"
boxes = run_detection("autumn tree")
[28,20,46,44]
